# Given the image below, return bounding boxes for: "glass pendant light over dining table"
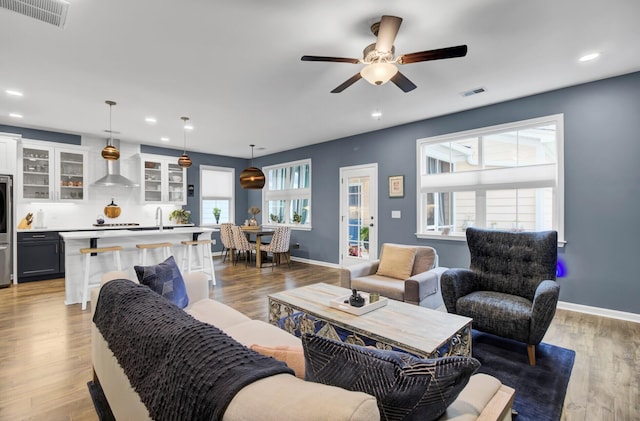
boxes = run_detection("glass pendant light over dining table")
[101,100,120,160]
[240,144,265,189]
[177,116,193,168]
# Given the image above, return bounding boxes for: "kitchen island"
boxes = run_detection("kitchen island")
[59,227,216,306]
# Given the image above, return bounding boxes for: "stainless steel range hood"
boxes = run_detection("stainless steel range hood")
[92,140,139,187]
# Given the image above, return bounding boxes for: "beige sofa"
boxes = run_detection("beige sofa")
[91,272,514,421]
[341,243,448,309]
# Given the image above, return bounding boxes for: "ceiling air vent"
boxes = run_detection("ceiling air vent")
[1,0,69,28]
[460,87,486,97]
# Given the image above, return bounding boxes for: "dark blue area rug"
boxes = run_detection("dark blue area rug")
[472,331,575,421]
[87,381,115,421]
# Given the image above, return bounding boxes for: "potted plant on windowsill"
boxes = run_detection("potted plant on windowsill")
[292,211,302,224]
[270,213,282,224]
[213,207,221,224]
[169,209,191,224]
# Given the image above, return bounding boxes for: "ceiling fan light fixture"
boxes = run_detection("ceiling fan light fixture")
[360,62,398,86]
[240,144,265,189]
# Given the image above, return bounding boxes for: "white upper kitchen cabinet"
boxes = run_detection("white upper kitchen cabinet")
[0,135,18,174]
[19,140,88,202]
[139,154,186,205]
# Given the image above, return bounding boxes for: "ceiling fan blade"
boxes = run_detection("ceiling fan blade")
[398,45,468,64]
[390,71,417,93]
[331,73,363,93]
[375,15,403,53]
[301,55,360,64]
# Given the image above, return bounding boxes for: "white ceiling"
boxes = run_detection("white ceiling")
[1,0,639,159]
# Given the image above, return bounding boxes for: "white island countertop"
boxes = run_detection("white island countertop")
[19,224,196,233]
[59,226,214,240]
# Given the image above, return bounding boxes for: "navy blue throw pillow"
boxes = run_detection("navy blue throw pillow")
[134,256,189,309]
[302,334,480,421]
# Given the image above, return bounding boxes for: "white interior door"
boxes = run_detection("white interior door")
[339,164,378,267]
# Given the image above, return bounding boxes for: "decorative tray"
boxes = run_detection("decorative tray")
[329,293,388,316]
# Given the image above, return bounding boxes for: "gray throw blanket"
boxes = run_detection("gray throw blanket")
[93,279,294,421]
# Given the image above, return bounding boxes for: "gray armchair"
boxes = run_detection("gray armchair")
[441,227,559,365]
[340,243,447,309]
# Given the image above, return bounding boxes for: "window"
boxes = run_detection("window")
[416,114,564,242]
[263,159,311,227]
[200,165,234,226]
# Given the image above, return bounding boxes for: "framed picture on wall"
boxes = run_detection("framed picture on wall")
[388,175,404,198]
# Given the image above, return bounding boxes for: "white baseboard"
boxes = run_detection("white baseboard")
[290,256,341,269]
[557,301,640,323]
[213,252,340,269]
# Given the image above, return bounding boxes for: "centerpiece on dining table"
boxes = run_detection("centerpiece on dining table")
[244,207,261,229]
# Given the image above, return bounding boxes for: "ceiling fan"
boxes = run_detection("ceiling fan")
[301,15,468,93]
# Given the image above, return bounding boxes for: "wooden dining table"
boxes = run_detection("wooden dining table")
[241,226,275,268]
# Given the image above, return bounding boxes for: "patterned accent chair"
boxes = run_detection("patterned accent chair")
[261,226,292,270]
[231,225,256,267]
[441,227,559,366]
[219,223,235,263]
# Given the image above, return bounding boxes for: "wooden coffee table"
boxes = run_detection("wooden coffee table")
[268,283,472,358]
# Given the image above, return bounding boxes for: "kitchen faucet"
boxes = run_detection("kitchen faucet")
[155,206,163,231]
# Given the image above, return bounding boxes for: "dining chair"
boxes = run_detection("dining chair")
[231,225,256,266]
[260,226,291,270]
[219,223,235,263]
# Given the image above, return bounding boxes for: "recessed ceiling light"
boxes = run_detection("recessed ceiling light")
[579,52,600,62]
[9,113,23,118]
[145,117,157,124]
[160,137,170,142]
[371,110,382,119]
[6,89,23,97]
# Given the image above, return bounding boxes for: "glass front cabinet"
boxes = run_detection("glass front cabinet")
[140,154,186,204]
[19,141,88,202]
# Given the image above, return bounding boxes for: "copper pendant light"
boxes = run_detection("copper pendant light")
[240,144,265,189]
[102,100,120,160]
[178,116,193,168]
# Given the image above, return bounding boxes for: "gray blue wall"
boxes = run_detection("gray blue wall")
[252,71,640,314]
[9,71,639,314]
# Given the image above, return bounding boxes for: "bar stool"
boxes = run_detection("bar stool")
[80,245,123,311]
[180,240,216,287]
[135,242,173,265]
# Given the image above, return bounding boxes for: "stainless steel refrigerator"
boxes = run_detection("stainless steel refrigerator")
[0,175,12,287]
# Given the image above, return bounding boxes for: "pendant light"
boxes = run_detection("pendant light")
[101,100,120,160]
[178,116,193,168]
[239,144,265,189]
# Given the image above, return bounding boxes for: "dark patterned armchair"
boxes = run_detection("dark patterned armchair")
[441,227,559,365]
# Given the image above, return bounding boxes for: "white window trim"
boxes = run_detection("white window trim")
[262,158,312,229]
[415,114,565,246]
[199,165,235,227]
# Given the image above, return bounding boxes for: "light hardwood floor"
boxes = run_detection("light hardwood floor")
[0,259,637,420]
